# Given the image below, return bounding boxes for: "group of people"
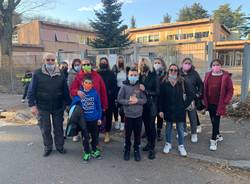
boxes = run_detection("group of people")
[26,53,234,162]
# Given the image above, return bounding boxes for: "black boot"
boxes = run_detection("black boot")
[157,129,163,142]
[134,150,141,162]
[148,150,155,160]
[43,150,52,157]
[142,144,150,152]
[57,148,66,154]
[123,150,130,161]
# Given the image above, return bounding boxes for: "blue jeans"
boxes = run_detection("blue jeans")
[166,122,185,145]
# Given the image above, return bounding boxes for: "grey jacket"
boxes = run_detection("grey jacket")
[117,81,147,118]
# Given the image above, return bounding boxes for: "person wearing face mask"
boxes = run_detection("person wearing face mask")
[180,58,203,143]
[153,58,167,141]
[59,61,69,80]
[117,67,147,161]
[98,57,118,143]
[139,58,160,160]
[203,59,233,151]
[67,58,82,89]
[27,53,71,157]
[112,56,126,131]
[159,64,194,157]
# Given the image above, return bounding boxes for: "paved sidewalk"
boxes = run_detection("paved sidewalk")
[1,93,250,171]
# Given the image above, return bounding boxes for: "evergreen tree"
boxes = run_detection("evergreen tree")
[131,16,136,28]
[238,15,250,38]
[90,0,130,48]
[177,3,209,22]
[163,13,171,23]
[213,4,245,29]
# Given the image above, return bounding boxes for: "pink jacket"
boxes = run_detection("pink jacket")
[203,70,234,116]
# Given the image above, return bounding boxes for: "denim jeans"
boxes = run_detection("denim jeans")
[166,122,185,145]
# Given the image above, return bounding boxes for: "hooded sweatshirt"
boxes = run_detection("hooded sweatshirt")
[117,80,147,118]
[70,87,102,122]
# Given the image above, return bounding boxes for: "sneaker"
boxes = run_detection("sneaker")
[134,150,141,162]
[216,135,223,142]
[82,152,91,161]
[114,122,120,130]
[104,132,110,143]
[178,145,187,157]
[120,123,125,131]
[56,148,66,154]
[176,132,188,139]
[148,150,155,160]
[209,139,217,151]
[91,149,101,159]
[123,150,130,161]
[43,150,52,157]
[191,134,198,143]
[72,135,80,142]
[163,142,172,154]
[21,99,25,103]
[197,125,202,133]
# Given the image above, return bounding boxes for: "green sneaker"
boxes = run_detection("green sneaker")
[91,149,101,159]
[82,152,91,161]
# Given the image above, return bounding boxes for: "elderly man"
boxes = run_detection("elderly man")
[28,53,71,157]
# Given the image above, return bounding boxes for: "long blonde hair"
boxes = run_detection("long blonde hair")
[138,58,153,74]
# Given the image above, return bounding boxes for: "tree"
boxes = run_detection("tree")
[238,15,250,38]
[163,13,171,23]
[131,15,136,28]
[90,0,130,48]
[213,4,245,29]
[177,3,209,22]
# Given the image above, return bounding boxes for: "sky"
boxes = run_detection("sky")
[38,0,250,27]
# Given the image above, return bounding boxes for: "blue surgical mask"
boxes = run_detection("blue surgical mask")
[74,66,81,72]
[45,64,55,72]
[128,76,138,85]
[168,74,177,80]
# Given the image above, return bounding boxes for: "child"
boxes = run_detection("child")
[70,74,102,161]
[117,67,147,161]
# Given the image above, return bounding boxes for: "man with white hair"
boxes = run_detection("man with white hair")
[28,53,71,157]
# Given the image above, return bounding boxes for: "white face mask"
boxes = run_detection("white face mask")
[46,64,55,72]
[168,74,177,80]
[154,63,162,71]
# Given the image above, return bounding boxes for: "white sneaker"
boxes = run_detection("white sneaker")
[197,125,202,133]
[114,121,120,130]
[176,132,188,139]
[209,139,217,151]
[178,145,187,156]
[216,135,223,142]
[191,134,198,143]
[21,99,25,103]
[72,135,80,142]
[163,142,172,154]
[120,123,125,131]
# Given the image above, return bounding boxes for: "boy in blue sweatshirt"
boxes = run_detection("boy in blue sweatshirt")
[70,74,102,161]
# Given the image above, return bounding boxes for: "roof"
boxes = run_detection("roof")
[128,18,230,34]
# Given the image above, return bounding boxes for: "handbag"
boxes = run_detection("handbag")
[182,81,195,111]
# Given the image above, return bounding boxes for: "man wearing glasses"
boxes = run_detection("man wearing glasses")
[28,53,71,157]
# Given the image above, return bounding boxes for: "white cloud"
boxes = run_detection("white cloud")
[78,0,134,12]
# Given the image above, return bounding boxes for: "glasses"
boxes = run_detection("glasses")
[82,63,90,66]
[46,59,55,62]
[169,69,178,72]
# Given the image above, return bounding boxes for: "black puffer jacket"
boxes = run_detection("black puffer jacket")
[180,66,203,96]
[98,70,118,108]
[159,78,194,122]
[139,71,160,117]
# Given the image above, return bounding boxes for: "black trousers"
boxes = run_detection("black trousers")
[105,107,113,132]
[83,121,98,153]
[124,116,142,151]
[142,105,156,150]
[114,103,125,122]
[156,115,164,130]
[22,83,29,99]
[208,104,221,140]
[37,107,65,151]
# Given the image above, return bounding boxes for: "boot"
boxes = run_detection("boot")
[134,150,141,162]
[123,150,130,161]
[148,150,155,160]
[104,132,110,143]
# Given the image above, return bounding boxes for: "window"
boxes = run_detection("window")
[12,30,18,43]
[137,37,143,43]
[149,35,159,42]
[195,32,209,39]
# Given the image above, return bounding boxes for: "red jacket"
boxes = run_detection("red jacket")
[70,70,108,111]
[203,70,234,116]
